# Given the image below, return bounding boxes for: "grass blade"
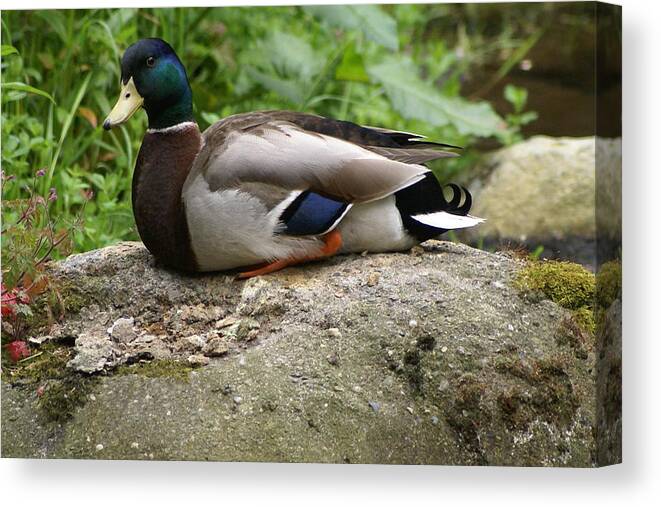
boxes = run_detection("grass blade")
[2,82,55,103]
[46,73,92,191]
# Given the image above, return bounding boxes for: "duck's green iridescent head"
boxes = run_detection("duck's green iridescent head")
[103,38,193,131]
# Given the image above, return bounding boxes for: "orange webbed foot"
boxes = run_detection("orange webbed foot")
[237,229,342,279]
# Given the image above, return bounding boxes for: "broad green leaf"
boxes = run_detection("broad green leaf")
[269,32,322,80]
[240,32,327,106]
[244,66,304,105]
[1,45,18,57]
[2,82,55,103]
[254,32,323,82]
[335,43,369,83]
[367,58,505,137]
[306,5,399,51]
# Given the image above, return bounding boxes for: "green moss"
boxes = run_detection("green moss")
[59,283,94,314]
[515,260,595,310]
[516,260,598,356]
[571,307,596,336]
[1,343,72,384]
[0,341,97,423]
[55,278,109,316]
[38,375,99,423]
[115,359,193,383]
[23,301,52,336]
[63,293,88,314]
[596,260,622,309]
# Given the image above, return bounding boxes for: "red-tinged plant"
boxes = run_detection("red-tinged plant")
[5,340,30,363]
[1,168,91,356]
[1,283,30,317]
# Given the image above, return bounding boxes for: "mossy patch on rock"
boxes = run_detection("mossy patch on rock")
[571,307,596,336]
[596,260,621,309]
[495,353,579,431]
[1,343,72,385]
[515,260,595,310]
[58,280,105,315]
[515,260,597,358]
[38,375,99,423]
[1,342,99,424]
[115,359,193,383]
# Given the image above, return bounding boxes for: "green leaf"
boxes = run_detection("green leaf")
[306,5,399,51]
[367,58,505,137]
[47,72,92,187]
[1,45,18,57]
[504,84,528,113]
[244,66,304,105]
[3,90,27,102]
[241,31,330,106]
[238,32,325,107]
[517,111,539,126]
[258,32,323,82]
[335,43,369,83]
[2,82,55,103]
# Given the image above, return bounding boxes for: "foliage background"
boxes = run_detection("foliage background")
[1,3,596,255]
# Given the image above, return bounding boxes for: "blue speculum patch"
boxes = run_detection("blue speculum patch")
[281,191,348,236]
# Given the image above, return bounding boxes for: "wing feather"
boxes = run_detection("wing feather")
[366,146,459,164]
[195,120,431,204]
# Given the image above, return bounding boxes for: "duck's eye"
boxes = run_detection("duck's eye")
[146,56,156,67]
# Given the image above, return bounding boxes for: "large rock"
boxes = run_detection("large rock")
[2,242,596,465]
[462,136,621,268]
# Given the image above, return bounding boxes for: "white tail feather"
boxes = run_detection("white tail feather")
[412,211,485,230]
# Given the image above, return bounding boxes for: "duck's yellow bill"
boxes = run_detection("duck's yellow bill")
[103,77,143,130]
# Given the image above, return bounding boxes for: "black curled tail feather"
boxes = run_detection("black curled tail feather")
[395,173,473,216]
[395,173,473,241]
[445,183,472,215]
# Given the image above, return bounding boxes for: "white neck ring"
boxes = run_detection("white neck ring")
[147,121,197,135]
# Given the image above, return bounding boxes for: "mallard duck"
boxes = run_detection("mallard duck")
[103,38,483,277]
